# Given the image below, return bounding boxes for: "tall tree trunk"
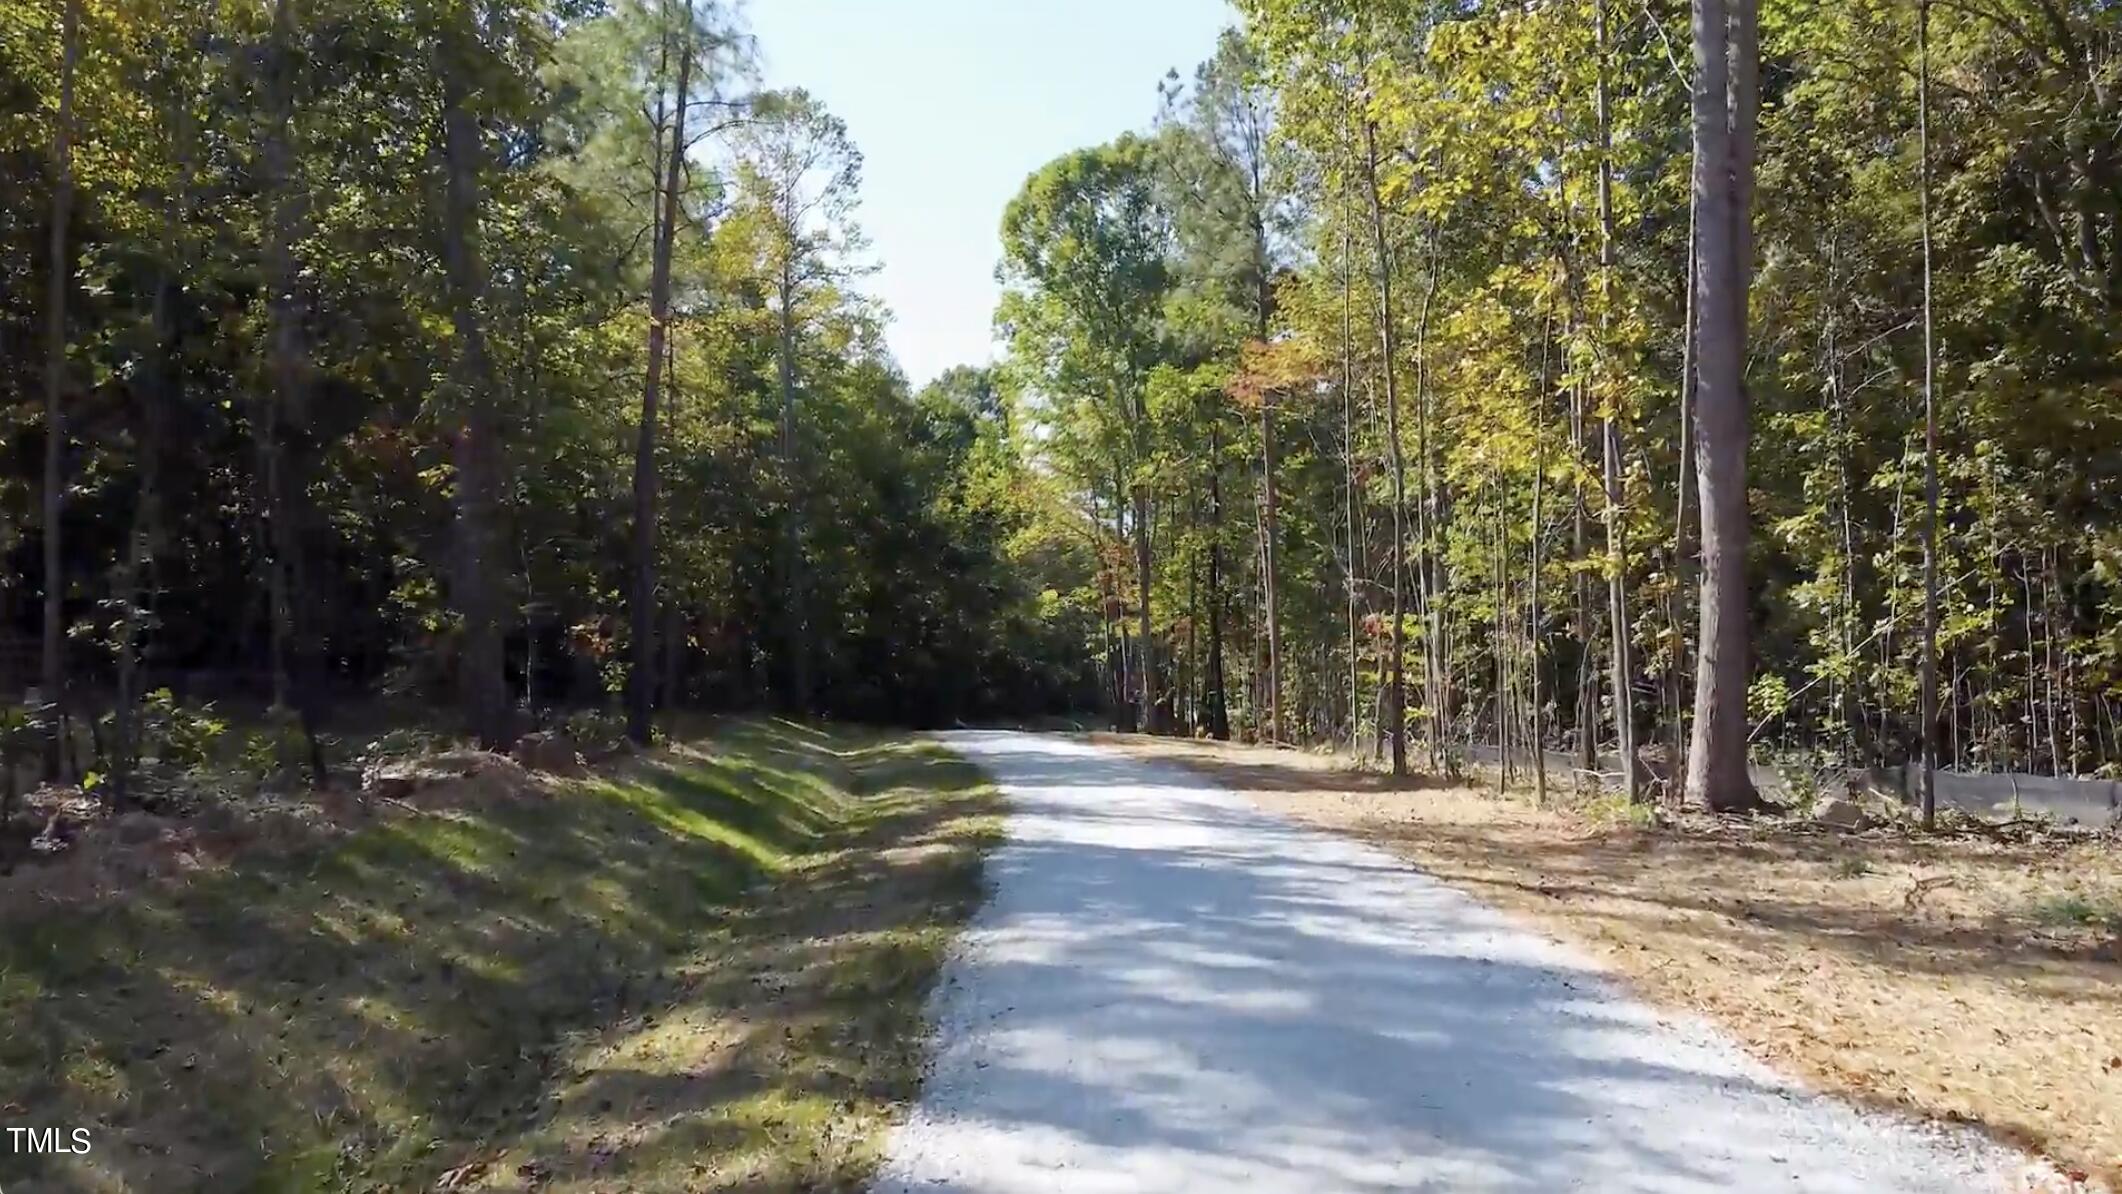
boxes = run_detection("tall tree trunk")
[1364,117,1410,778]
[1685,0,1763,811]
[439,37,511,750]
[262,0,299,715]
[1206,418,1229,739]
[1571,361,1597,772]
[40,0,78,779]
[113,262,171,809]
[1414,230,1446,767]
[1532,317,1551,806]
[1260,388,1281,744]
[1669,195,1700,792]
[1494,488,1509,794]
[776,259,810,715]
[630,17,692,744]
[1596,0,1639,800]
[1134,481,1155,733]
[1340,197,1362,750]
[1917,0,1941,826]
[265,0,329,786]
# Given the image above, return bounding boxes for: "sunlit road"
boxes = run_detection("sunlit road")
[870,732,2036,1193]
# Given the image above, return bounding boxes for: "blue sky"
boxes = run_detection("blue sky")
[745,0,1235,389]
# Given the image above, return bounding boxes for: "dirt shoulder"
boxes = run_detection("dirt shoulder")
[1093,732,2122,1191]
[0,719,999,1194]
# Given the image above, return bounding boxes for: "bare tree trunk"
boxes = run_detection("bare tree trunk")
[1415,230,1447,768]
[1494,489,1508,796]
[776,258,811,715]
[1261,388,1281,744]
[1340,200,1362,751]
[1670,195,1699,792]
[262,0,300,716]
[1134,481,1156,734]
[1185,498,1199,734]
[113,293,166,809]
[1207,420,1229,739]
[439,36,511,750]
[630,15,692,744]
[1571,364,1598,773]
[1917,0,1941,825]
[264,0,331,786]
[1596,0,1639,800]
[40,0,78,779]
[1364,117,1410,778]
[1532,317,1551,807]
[1685,0,1763,811]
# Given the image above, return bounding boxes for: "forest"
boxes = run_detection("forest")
[6,0,2122,814]
[992,0,2122,812]
[0,0,1105,807]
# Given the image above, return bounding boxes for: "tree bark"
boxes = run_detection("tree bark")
[1572,360,1597,772]
[631,13,692,744]
[777,258,810,715]
[1363,116,1410,777]
[1671,192,1699,794]
[1414,230,1447,767]
[1917,0,1941,825]
[40,0,78,778]
[1340,191,1363,750]
[1134,479,1155,734]
[1532,316,1551,806]
[439,35,511,750]
[1596,0,1640,801]
[1206,419,1230,739]
[1685,0,1763,811]
[1260,387,1281,744]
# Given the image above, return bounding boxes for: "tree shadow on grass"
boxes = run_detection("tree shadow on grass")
[0,722,997,1194]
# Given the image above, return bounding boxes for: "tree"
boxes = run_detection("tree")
[1685,0,1762,811]
[36,0,78,780]
[1156,27,1284,741]
[734,88,863,717]
[435,7,514,750]
[1000,137,1173,733]
[626,0,742,743]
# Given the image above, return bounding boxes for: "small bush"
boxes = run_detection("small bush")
[2034,894,2122,934]
[357,726,454,764]
[238,707,311,782]
[139,688,228,770]
[1581,789,1659,829]
[560,707,635,757]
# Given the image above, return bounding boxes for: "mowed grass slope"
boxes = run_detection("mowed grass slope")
[0,719,999,1193]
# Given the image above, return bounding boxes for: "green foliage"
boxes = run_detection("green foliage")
[0,720,999,1192]
[138,688,227,770]
[0,0,1096,746]
[560,706,635,756]
[2033,894,2122,935]
[998,0,2122,774]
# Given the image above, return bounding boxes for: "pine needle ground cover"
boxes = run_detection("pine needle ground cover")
[0,719,999,1193]
[1096,733,2122,1190]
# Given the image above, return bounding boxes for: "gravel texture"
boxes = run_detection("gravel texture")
[871,732,2052,1193]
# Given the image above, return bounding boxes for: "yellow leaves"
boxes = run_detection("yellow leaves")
[1225,335,1326,410]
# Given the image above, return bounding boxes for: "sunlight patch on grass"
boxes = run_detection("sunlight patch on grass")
[0,720,999,1194]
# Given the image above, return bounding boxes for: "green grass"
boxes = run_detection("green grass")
[0,718,1000,1194]
[2032,892,2122,934]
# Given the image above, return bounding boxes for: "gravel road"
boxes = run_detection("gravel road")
[871,731,2047,1193]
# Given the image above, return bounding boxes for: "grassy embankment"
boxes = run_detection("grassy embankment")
[0,718,998,1193]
